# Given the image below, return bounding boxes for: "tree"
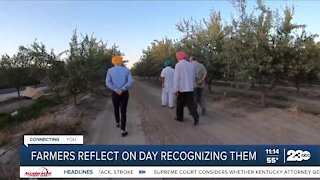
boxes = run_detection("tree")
[288,31,319,92]
[28,41,49,87]
[227,0,310,106]
[79,34,119,91]
[1,46,31,97]
[0,54,11,88]
[203,11,228,91]
[47,50,66,96]
[65,30,87,104]
[65,30,121,104]
[1,62,28,97]
[132,38,176,79]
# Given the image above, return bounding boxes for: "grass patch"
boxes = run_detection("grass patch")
[0,98,62,131]
[22,115,87,135]
[0,160,17,180]
[0,130,10,147]
[300,105,320,116]
[0,97,21,106]
[211,89,320,115]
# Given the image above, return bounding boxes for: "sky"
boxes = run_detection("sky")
[0,0,319,68]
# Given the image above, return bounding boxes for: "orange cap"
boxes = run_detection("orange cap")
[112,55,123,65]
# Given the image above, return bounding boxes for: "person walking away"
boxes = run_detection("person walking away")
[106,55,133,137]
[160,59,175,109]
[190,56,207,115]
[173,51,199,125]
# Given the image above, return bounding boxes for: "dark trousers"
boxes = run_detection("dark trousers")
[194,87,205,110]
[176,91,199,122]
[111,91,129,131]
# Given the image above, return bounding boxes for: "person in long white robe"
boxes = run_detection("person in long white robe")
[160,60,175,109]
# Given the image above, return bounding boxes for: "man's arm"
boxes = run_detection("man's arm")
[106,69,117,91]
[160,69,165,88]
[201,71,207,82]
[161,77,165,88]
[121,69,134,91]
[198,65,207,84]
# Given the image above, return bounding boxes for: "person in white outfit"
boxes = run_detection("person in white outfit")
[160,59,175,109]
[174,52,199,125]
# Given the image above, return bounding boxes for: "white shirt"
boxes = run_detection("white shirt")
[160,66,175,93]
[174,59,195,92]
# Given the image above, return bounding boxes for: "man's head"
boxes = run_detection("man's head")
[176,51,188,61]
[164,59,172,67]
[184,50,191,61]
[112,55,123,66]
[189,56,197,62]
[190,56,205,64]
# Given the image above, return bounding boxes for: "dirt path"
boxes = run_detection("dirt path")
[89,79,320,145]
[89,90,147,145]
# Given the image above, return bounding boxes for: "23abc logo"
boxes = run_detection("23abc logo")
[286,150,311,162]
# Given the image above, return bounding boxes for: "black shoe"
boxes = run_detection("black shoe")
[175,117,183,122]
[116,123,120,128]
[121,131,128,137]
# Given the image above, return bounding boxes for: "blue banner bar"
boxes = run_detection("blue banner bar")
[20,145,320,166]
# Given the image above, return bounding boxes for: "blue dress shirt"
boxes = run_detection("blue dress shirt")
[106,65,134,92]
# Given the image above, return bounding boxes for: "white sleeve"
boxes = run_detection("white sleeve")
[174,65,179,92]
[160,69,165,77]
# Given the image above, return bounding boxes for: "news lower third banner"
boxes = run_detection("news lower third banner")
[20,135,320,178]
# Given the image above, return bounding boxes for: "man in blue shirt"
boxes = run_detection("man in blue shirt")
[106,55,133,137]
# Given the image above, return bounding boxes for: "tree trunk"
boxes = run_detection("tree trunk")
[251,80,255,88]
[235,81,239,89]
[232,79,239,88]
[73,94,77,105]
[295,81,300,93]
[261,91,267,107]
[16,87,20,97]
[227,65,230,81]
[260,77,277,107]
[259,77,262,86]
[208,79,212,93]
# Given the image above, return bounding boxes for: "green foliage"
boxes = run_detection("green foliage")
[0,98,58,131]
[47,50,66,95]
[65,30,87,104]
[132,38,176,77]
[133,0,319,106]
[65,30,120,104]
[0,0,319,107]
[0,41,50,92]
[287,31,319,91]
[0,29,121,103]
[28,41,49,86]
